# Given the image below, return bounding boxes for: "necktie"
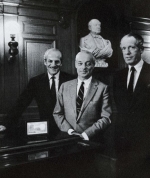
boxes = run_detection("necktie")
[51,76,56,105]
[128,67,135,93]
[76,82,84,117]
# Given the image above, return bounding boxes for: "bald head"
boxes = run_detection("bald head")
[88,19,101,34]
[44,48,62,61]
[75,51,95,80]
[76,51,95,63]
[44,48,62,75]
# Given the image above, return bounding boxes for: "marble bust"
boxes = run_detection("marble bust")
[79,19,113,67]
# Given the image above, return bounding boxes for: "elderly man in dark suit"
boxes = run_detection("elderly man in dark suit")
[113,33,150,158]
[0,48,74,135]
[53,51,112,141]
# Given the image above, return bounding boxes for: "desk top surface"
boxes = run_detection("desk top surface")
[0,131,103,169]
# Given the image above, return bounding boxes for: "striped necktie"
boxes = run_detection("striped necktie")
[76,82,84,117]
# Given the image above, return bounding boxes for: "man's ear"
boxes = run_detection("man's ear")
[140,49,144,54]
[88,25,91,31]
[44,59,46,65]
[75,61,77,69]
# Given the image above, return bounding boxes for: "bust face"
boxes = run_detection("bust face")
[89,19,101,34]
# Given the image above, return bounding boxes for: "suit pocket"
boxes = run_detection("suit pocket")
[89,100,99,104]
[87,101,100,118]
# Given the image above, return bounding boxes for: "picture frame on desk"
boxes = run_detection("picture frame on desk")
[26,121,48,136]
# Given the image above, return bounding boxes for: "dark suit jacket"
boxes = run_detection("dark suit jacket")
[113,62,150,152]
[4,71,74,134]
[53,78,112,140]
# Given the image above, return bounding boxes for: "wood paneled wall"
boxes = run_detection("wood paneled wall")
[0,0,77,115]
[1,0,150,119]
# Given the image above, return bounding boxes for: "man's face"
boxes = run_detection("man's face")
[44,52,62,75]
[75,53,95,80]
[89,20,101,34]
[120,36,143,66]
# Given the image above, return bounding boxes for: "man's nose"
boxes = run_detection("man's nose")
[50,61,56,66]
[125,48,131,54]
[81,64,86,69]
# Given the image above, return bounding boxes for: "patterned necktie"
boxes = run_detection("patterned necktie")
[51,76,56,105]
[76,82,84,117]
[128,66,135,93]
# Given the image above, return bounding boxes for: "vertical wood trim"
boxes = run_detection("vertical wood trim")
[0,16,5,113]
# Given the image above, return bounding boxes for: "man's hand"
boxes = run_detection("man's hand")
[72,132,85,139]
[0,125,6,132]
[71,131,81,136]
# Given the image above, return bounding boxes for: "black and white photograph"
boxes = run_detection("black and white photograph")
[0,0,150,178]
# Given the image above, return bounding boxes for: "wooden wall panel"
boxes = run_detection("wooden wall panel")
[18,7,58,20]
[0,16,4,113]
[0,1,77,117]
[23,23,56,36]
[18,16,58,91]
[26,41,55,81]
[4,15,20,112]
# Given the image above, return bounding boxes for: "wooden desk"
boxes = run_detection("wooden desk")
[0,132,105,178]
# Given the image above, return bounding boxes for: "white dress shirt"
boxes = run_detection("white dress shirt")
[77,76,92,98]
[127,59,144,91]
[48,71,60,95]
[68,77,93,141]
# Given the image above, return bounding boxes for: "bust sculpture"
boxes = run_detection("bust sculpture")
[79,19,113,67]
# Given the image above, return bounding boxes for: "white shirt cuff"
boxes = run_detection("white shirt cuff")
[68,129,74,135]
[81,132,89,140]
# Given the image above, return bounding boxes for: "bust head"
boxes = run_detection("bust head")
[88,19,101,35]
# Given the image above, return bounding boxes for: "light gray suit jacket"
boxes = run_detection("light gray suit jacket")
[53,78,112,138]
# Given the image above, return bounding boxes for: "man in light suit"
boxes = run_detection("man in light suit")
[113,33,150,157]
[0,48,74,135]
[79,19,113,67]
[53,51,112,141]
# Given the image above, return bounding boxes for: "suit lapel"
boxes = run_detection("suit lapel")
[121,68,128,92]
[59,71,64,89]
[131,62,149,107]
[77,78,98,121]
[41,73,50,93]
[69,79,77,116]
[120,68,129,105]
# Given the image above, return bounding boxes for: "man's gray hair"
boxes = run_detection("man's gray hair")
[75,51,95,64]
[120,32,144,51]
[44,48,62,60]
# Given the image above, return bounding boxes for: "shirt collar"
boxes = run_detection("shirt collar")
[90,33,102,39]
[48,71,60,80]
[77,76,92,86]
[128,59,144,71]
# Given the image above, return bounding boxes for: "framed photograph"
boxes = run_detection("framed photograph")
[26,121,48,136]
